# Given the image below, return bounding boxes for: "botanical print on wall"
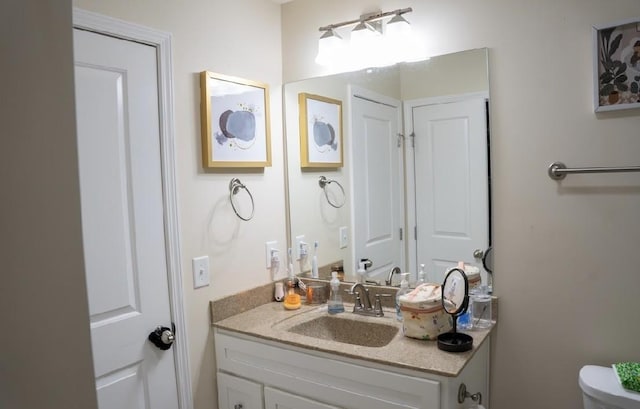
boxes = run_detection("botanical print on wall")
[595,19,640,112]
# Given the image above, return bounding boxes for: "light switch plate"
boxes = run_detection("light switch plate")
[339,226,348,249]
[192,256,210,289]
[265,240,278,268]
[295,235,305,260]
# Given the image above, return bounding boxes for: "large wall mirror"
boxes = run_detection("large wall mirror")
[284,48,492,287]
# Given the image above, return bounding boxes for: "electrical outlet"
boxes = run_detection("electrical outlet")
[339,226,348,249]
[265,240,278,268]
[192,256,210,289]
[295,235,305,260]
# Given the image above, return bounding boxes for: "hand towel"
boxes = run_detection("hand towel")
[612,362,640,393]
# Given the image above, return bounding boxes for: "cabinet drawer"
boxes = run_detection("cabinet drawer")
[218,372,264,409]
[215,331,440,409]
[264,387,340,409]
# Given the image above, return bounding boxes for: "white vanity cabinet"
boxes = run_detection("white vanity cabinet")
[214,328,490,409]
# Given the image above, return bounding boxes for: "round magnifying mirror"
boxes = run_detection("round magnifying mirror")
[441,268,469,315]
[438,267,473,352]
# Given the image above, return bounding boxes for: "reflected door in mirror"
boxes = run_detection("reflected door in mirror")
[351,88,404,282]
[410,97,489,283]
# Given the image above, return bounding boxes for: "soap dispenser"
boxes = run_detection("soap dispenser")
[283,248,301,310]
[356,261,367,283]
[327,271,344,314]
[395,273,410,321]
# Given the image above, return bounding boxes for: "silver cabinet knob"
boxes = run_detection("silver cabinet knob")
[473,249,484,259]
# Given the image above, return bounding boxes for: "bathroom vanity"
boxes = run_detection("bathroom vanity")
[213,302,491,409]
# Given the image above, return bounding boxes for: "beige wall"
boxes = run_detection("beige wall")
[283,1,640,409]
[7,1,640,408]
[0,1,98,408]
[73,1,285,407]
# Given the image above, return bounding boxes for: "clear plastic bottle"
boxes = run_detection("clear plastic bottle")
[356,261,366,283]
[395,273,410,321]
[417,264,427,285]
[457,287,475,330]
[327,271,344,314]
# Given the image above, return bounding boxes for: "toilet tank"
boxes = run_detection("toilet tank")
[579,366,640,409]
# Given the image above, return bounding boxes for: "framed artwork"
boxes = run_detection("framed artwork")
[593,18,640,112]
[298,93,343,168]
[200,71,271,168]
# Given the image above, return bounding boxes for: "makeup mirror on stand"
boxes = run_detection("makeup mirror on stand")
[438,268,473,352]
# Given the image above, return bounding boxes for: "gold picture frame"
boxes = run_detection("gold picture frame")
[298,93,343,168]
[200,71,271,168]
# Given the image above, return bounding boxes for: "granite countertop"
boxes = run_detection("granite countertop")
[213,301,493,378]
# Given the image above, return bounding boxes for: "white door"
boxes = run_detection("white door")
[74,28,180,409]
[409,98,488,284]
[350,88,403,283]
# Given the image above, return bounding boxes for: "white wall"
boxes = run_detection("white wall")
[0,1,98,408]
[73,1,285,407]
[283,1,640,408]
[7,1,639,409]
[399,48,488,100]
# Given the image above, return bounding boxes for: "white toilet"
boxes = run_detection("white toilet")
[580,365,640,409]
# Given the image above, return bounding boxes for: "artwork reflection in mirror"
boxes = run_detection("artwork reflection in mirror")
[299,93,343,168]
[284,48,491,288]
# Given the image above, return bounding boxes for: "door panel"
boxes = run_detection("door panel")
[411,98,488,284]
[351,92,403,282]
[74,28,179,409]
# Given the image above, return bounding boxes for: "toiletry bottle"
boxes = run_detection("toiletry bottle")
[458,287,474,330]
[357,261,366,283]
[395,273,410,321]
[283,248,301,310]
[311,241,319,279]
[327,271,345,314]
[417,264,427,285]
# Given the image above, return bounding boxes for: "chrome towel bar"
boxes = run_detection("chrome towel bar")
[548,161,640,180]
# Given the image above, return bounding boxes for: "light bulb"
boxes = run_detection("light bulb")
[385,13,412,63]
[315,29,343,66]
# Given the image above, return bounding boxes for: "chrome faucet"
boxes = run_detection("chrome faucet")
[385,266,401,286]
[350,283,372,311]
[349,283,390,317]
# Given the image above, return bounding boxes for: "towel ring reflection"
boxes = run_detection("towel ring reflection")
[318,176,345,209]
[229,178,254,221]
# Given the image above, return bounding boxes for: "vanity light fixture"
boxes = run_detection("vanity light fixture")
[315,7,415,69]
[315,28,343,66]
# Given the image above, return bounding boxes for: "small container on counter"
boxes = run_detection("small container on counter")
[306,283,328,305]
[398,283,452,340]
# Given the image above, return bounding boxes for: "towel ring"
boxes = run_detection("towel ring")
[229,178,254,221]
[318,176,345,209]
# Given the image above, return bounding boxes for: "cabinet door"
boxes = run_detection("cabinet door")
[264,387,339,409]
[218,372,264,409]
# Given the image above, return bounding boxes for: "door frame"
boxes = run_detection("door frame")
[403,91,489,277]
[73,9,193,409]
